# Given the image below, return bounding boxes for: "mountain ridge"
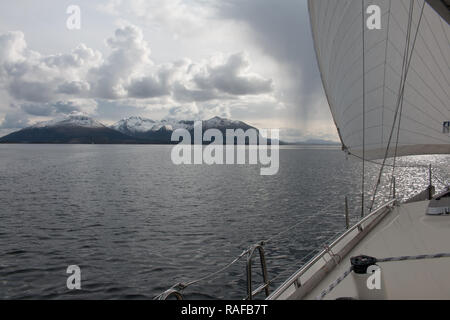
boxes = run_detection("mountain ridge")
[0,114,139,144]
[0,114,262,144]
[0,114,338,145]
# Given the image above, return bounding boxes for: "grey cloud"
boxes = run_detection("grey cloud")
[89,25,152,99]
[9,80,53,103]
[0,32,99,103]
[43,44,101,69]
[0,31,27,64]
[0,111,30,129]
[0,23,279,128]
[126,51,272,102]
[126,65,174,98]
[20,100,97,117]
[216,0,324,117]
[52,101,89,114]
[194,52,273,96]
[166,103,231,121]
[57,81,90,95]
[172,82,221,103]
[3,60,30,78]
[172,52,273,103]
[95,99,152,121]
[127,76,168,98]
[20,103,54,116]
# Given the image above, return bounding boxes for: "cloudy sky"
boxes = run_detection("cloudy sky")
[0,0,338,142]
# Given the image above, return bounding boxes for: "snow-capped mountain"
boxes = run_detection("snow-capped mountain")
[0,114,139,144]
[110,116,260,144]
[110,116,193,137]
[31,114,105,129]
[110,116,156,134]
[111,116,256,137]
[0,114,263,144]
[202,116,248,130]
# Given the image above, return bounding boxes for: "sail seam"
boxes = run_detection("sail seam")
[380,6,450,104]
[384,84,448,120]
[421,6,450,85]
[399,0,450,87]
[343,109,447,141]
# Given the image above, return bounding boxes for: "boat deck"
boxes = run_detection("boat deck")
[303,200,450,300]
[271,199,450,300]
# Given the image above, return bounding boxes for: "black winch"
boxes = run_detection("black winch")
[350,255,377,274]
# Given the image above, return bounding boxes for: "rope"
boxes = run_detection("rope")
[391,0,416,172]
[361,0,366,219]
[261,202,338,245]
[153,249,249,300]
[377,253,450,263]
[183,250,249,288]
[380,0,392,146]
[432,174,449,188]
[264,228,353,299]
[389,0,426,195]
[316,266,353,300]
[154,202,343,300]
[371,1,415,211]
[316,252,450,300]
[346,151,429,168]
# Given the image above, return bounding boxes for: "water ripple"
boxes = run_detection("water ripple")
[0,145,448,299]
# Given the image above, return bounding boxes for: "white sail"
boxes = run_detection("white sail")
[309,0,450,160]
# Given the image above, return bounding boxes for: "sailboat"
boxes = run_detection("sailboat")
[268,0,450,300]
[154,0,449,301]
